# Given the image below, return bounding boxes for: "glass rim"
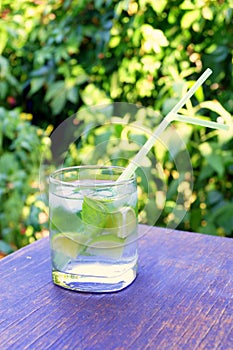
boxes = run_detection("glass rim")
[49,165,136,187]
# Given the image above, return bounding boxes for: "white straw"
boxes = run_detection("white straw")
[117,68,221,182]
[165,68,213,121]
[173,114,229,130]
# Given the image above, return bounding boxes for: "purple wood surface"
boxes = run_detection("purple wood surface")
[1,225,233,350]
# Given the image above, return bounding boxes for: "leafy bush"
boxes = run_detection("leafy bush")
[0,0,232,250]
[0,108,50,254]
[1,0,232,121]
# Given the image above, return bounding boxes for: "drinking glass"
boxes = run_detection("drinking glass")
[49,165,138,292]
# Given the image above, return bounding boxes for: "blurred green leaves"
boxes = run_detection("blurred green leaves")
[0,0,232,251]
[1,0,232,120]
[0,108,50,252]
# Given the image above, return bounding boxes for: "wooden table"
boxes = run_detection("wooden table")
[1,225,233,350]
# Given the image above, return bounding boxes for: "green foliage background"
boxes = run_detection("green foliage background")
[0,0,232,254]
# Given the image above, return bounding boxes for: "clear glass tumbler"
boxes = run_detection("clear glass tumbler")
[49,165,138,292]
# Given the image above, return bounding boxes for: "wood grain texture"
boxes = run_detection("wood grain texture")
[1,225,233,350]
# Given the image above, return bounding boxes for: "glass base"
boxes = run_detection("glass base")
[52,261,138,293]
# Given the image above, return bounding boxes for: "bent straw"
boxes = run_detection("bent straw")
[117,68,229,182]
[173,114,229,131]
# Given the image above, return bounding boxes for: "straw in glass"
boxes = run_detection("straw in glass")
[117,68,229,182]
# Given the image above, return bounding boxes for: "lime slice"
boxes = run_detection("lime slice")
[51,232,87,259]
[82,196,137,238]
[86,234,125,259]
[51,232,89,270]
[50,206,83,233]
[107,207,137,238]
